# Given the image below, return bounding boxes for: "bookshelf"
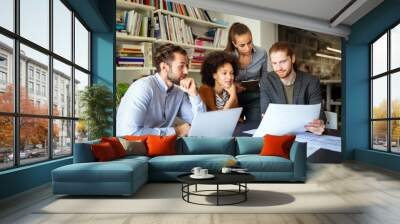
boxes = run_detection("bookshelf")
[155,39,224,51]
[154,9,227,29]
[115,0,227,85]
[117,66,200,73]
[116,0,155,11]
[116,32,156,42]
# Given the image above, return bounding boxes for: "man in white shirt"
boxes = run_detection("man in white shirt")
[117,44,206,136]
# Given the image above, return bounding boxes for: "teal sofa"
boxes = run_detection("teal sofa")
[52,137,306,196]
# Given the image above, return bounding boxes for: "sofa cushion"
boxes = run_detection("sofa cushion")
[101,137,127,158]
[260,134,296,159]
[52,159,146,183]
[124,135,149,141]
[91,142,118,162]
[148,154,235,172]
[177,137,235,155]
[115,155,150,164]
[147,135,177,157]
[236,137,263,155]
[236,155,293,172]
[118,138,147,156]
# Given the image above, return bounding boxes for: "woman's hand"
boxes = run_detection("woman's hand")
[226,83,237,96]
[223,83,239,110]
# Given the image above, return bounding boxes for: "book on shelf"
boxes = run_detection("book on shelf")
[154,13,195,45]
[116,43,145,67]
[119,0,215,23]
[214,28,228,48]
[188,48,206,69]
[194,38,213,48]
[116,9,151,37]
[143,42,153,67]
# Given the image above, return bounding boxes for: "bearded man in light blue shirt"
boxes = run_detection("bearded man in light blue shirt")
[117,44,206,136]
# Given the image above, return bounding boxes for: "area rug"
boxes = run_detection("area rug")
[38,183,361,214]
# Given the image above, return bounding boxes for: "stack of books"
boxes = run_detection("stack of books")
[190,49,205,69]
[116,44,145,67]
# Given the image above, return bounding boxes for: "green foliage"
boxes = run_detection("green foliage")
[116,82,130,107]
[79,84,113,140]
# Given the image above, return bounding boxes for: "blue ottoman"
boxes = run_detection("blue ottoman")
[52,156,148,196]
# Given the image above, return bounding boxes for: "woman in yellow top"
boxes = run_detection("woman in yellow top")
[199,51,239,111]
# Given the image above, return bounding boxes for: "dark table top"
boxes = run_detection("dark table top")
[177,172,255,185]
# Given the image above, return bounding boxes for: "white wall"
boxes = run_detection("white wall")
[260,21,277,71]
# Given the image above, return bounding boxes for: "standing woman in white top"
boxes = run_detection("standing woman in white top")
[225,23,268,122]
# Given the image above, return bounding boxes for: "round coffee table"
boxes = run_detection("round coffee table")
[177,173,255,206]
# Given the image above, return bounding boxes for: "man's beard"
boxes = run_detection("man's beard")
[278,66,293,79]
[167,69,181,85]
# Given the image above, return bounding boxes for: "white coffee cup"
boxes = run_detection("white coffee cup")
[191,167,202,176]
[199,169,208,176]
[221,167,232,174]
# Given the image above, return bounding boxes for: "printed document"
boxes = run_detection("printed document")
[253,103,321,137]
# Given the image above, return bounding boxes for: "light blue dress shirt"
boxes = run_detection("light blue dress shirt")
[116,73,206,136]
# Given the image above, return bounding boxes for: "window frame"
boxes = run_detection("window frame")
[370,20,400,154]
[0,0,92,171]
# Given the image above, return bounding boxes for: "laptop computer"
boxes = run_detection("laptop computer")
[188,107,243,137]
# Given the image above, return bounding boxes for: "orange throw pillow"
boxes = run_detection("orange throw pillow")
[124,135,149,141]
[91,142,117,161]
[260,134,296,159]
[101,137,126,158]
[146,135,177,157]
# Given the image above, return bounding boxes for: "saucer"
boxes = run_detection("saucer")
[190,174,215,179]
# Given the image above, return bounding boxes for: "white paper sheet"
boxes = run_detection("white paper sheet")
[243,129,256,135]
[253,103,321,137]
[295,132,341,157]
[324,111,338,130]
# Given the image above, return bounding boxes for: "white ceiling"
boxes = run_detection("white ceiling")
[226,0,352,23]
[176,0,384,37]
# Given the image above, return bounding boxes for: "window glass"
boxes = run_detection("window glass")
[20,0,49,49]
[75,120,88,143]
[19,117,49,165]
[74,69,89,118]
[372,77,387,119]
[74,18,89,70]
[372,121,388,151]
[20,44,49,115]
[0,35,14,113]
[390,24,400,70]
[391,72,400,118]
[0,0,14,32]
[0,116,13,170]
[53,119,72,158]
[391,120,400,153]
[53,0,72,60]
[53,59,72,116]
[372,33,387,76]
